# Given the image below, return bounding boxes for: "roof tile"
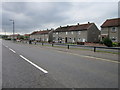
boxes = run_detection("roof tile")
[101,18,120,28]
[54,23,93,32]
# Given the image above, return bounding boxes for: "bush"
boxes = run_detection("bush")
[118,43,120,46]
[103,37,113,47]
[112,42,118,47]
[5,38,11,40]
[99,41,104,44]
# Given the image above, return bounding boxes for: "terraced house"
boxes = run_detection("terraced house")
[101,18,120,43]
[8,34,20,40]
[53,22,100,43]
[30,29,53,42]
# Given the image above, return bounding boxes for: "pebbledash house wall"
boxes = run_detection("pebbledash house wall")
[53,23,100,43]
[30,34,49,42]
[87,23,100,42]
[101,26,119,42]
[53,30,88,43]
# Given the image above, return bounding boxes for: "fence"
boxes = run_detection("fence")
[32,42,120,52]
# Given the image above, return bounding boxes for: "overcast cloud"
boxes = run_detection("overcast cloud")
[1,2,118,35]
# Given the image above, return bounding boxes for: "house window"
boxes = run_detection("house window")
[66,32,68,35]
[111,37,116,41]
[72,38,75,42]
[111,27,116,32]
[78,38,81,41]
[111,38,116,41]
[82,38,86,42]
[78,31,81,35]
[46,38,48,41]
[71,32,73,34]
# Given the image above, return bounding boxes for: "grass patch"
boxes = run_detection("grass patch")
[53,45,67,49]
[42,44,52,47]
[70,47,92,51]
[96,50,120,54]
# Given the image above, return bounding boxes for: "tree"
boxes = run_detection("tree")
[18,36,24,40]
[24,36,29,40]
[103,37,113,47]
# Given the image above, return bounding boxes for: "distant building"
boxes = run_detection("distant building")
[29,31,39,40]
[24,34,30,37]
[53,22,100,43]
[8,34,20,40]
[101,18,120,42]
[30,29,54,42]
[24,34,30,40]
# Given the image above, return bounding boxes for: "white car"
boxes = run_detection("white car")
[16,39,21,42]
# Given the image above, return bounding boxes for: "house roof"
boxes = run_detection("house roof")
[54,23,94,32]
[9,34,20,36]
[24,34,30,36]
[31,30,52,35]
[101,18,120,28]
[31,31,38,35]
[36,30,51,34]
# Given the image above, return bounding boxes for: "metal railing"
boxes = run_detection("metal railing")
[34,42,120,52]
[16,40,120,53]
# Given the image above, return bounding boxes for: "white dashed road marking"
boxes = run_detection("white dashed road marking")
[5,46,8,48]
[19,55,48,74]
[3,43,48,73]
[9,48,16,53]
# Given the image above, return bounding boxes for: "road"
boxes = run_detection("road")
[2,40,118,88]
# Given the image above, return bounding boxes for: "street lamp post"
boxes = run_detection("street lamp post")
[9,19,15,41]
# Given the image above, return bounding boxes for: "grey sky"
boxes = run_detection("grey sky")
[1,1,118,35]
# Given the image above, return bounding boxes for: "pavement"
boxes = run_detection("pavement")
[21,41,119,61]
[42,45,119,61]
[1,40,119,88]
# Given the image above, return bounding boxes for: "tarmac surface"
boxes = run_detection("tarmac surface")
[1,40,119,88]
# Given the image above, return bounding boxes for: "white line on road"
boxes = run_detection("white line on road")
[5,46,8,48]
[2,44,8,48]
[9,48,16,53]
[19,55,48,74]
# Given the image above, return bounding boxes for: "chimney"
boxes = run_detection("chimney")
[88,22,90,24]
[67,25,69,27]
[77,23,79,25]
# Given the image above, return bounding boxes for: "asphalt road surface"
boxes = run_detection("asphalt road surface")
[2,40,118,88]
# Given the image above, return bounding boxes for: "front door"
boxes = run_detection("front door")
[65,37,67,43]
